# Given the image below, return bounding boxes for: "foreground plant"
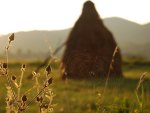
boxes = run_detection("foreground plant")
[0,33,55,113]
[135,72,147,113]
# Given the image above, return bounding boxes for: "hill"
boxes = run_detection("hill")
[104,17,150,57]
[0,17,150,59]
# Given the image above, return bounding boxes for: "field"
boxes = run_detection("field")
[0,58,150,113]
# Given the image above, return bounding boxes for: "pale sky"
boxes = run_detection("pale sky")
[0,0,150,35]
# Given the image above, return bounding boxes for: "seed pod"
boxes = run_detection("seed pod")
[3,63,7,69]
[22,64,26,69]
[45,77,53,87]
[21,64,26,71]
[12,75,16,81]
[22,95,27,102]
[8,33,14,44]
[36,96,43,102]
[46,65,52,75]
[44,104,48,109]
[48,77,53,85]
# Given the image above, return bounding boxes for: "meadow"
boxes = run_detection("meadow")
[0,58,150,113]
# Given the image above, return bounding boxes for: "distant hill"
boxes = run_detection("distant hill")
[0,17,150,58]
[103,17,150,57]
[0,29,70,59]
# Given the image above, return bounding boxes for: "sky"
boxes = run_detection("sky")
[0,0,150,35]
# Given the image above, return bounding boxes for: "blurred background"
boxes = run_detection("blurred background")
[0,0,150,113]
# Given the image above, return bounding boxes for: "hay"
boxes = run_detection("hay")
[61,1,122,79]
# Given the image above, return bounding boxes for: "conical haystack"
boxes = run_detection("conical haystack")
[61,1,122,79]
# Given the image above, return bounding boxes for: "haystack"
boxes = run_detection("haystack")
[61,1,122,79]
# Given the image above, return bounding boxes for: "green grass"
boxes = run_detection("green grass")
[0,59,150,113]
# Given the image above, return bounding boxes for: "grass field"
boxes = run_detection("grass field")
[0,58,150,113]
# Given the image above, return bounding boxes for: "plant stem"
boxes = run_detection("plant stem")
[18,70,24,101]
[5,47,16,99]
[35,76,40,93]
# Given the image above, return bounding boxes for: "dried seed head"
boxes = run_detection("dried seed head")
[48,77,53,85]
[41,103,49,109]
[46,65,52,75]
[22,64,26,69]
[36,96,43,102]
[21,64,26,71]
[44,104,48,109]
[12,75,16,81]
[9,33,14,43]
[22,95,27,102]
[45,77,53,87]
[3,63,7,69]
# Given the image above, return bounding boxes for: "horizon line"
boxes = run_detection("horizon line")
[0,16,149,36]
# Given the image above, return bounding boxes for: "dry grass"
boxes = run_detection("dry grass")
[0,33,150,113]
[0,33,55,113]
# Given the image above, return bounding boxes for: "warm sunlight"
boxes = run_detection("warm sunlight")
[0,0,150,35]
[0,1,150,113]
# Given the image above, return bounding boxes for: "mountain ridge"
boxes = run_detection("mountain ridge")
[0,17,150,58]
